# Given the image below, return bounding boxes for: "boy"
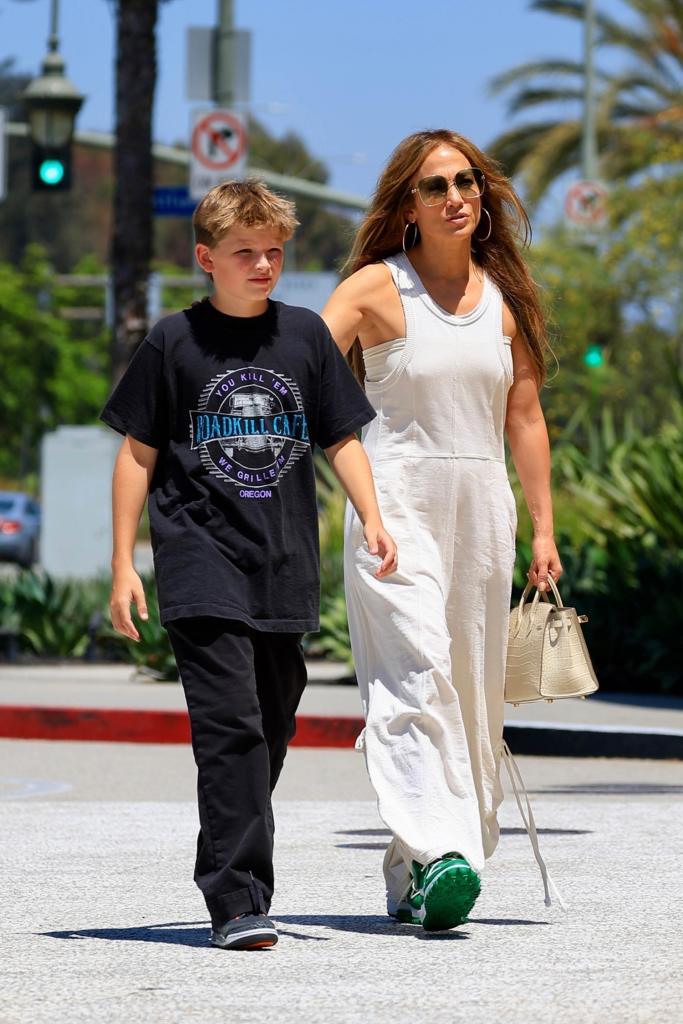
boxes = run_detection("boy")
[101,180,396,951]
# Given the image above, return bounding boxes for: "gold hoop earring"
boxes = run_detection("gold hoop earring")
[402,221,419,254]
[475,208,492,242]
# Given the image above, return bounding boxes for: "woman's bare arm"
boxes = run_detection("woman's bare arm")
[322,263,400,353]
[505,330,562,592]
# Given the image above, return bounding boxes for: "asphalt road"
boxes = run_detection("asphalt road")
[2,742,683,1024]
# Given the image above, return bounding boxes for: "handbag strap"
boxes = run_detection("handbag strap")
[513,576,566,638]
[518,575,564,610]
[501,741,567,911]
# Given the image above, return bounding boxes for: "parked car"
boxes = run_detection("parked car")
[0,492,41,568]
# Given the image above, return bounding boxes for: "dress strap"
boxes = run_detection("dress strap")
[501,741,567,910]
[485,275,506,341]
[382,254,419,341]
[383,252,414,294]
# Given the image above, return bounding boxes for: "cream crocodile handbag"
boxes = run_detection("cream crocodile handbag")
[505,577,599,705]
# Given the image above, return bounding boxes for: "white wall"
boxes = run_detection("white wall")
[41,426,120,580]
[271,272,338,314]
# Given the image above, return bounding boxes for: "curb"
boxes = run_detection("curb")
[0,704,682,758]
[503,720,683,761]
[0,705,361,748]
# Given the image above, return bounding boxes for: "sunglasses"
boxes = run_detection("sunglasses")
[410,168,486,207]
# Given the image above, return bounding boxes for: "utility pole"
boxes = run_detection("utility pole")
[215,0,236,106]
[565,0,607,239]
[579,0,607,372]
[581,0,598,180]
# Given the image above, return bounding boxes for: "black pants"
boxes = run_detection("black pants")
[166,617,307,924]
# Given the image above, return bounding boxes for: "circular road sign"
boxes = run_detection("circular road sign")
[565,179,609,228]
[191,110,247,172]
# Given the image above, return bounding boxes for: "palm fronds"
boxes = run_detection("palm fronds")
[488,0,683,205]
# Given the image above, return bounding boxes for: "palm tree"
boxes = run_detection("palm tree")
[488,0,683,207]
[110,0,161,384]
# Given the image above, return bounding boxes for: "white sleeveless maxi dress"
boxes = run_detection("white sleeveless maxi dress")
[344,252,517,907]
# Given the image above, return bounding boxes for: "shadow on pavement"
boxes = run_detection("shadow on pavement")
[468,918,550,927]
[336,827,592,849]
[336,828,391,836]
[42,921,211,948]
[500,827,592,835]
[532,783,683,795]
[277,914,549,937]
[275,914,469,939]
[336,842,389,849]
[42,914,550,947]
[43,920,325,947]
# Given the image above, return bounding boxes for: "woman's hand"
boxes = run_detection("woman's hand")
[528,535,563,593]
[110,564,149,641]
[364,520,398,579]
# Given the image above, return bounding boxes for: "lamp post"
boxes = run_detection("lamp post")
[22,0,84,189]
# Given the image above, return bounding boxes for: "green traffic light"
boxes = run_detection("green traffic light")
[38,158,66,187]
[584,345,604,368]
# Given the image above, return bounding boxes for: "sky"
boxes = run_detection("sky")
[1,0,636,223]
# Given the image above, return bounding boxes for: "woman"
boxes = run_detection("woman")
[322,129,562,932]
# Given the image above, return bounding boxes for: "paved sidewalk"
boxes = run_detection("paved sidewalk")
[2,747,682,1024]
[0,662,682,757]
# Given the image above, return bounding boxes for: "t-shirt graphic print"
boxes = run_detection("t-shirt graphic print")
[100,298,375,631]
[191,366,310,496]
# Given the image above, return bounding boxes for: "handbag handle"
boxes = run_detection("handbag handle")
[519,575,564,609]
[512,575,564,638]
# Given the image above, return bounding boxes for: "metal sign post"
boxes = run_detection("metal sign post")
[0,108,6,202]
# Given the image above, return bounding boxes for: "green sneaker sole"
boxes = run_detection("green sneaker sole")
[422,863,481,931]
[391,907,421,925]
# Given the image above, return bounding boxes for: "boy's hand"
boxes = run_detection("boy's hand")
[110,566,149,642]
[364,521,398,579]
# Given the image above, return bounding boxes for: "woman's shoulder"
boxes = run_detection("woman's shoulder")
[338,261,395,306]
[351,260,395,284]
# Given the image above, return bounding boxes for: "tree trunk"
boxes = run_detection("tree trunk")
[111,0,159,384]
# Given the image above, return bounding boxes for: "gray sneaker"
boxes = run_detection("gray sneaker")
[211,913,278,950]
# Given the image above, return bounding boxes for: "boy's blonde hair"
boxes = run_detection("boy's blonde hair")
[193,179,299,247]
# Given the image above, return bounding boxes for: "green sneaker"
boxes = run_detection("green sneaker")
[387,882,424,925]
[412,853,481,931]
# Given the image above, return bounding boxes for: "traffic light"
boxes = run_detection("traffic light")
[583,344,605,368]
[31,141,72,191]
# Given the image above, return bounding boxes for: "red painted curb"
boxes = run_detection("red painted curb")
[0,704,364,748]
[293,715,363,748]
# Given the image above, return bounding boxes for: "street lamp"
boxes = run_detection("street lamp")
[22,0,84,190]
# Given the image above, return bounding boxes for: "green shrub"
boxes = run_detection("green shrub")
[315,450,346,598]
[9,571,98,658]
[305,587,354,670]
[512,404,683,693]
[0,570,179,678]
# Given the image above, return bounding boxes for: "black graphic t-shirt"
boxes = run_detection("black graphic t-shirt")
[101,298,375,631]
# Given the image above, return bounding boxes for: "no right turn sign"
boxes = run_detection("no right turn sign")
[189,109,248,200]
[565,179,609,229]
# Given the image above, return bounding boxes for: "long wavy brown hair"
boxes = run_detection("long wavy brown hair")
[344,129,548,385]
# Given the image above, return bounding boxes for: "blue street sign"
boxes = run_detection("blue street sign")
[153,186,197,218]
